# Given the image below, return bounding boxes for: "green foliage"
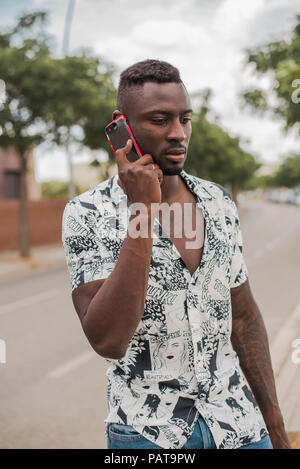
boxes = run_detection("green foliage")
[0,11,116,154]
[243,89,268,112]
[272,154,300,187]
[41,180,85,198]
[246,173,277,190]
[0,11,117,256]
[242,15,300,131]
[185,109,260,195]
[256,154,300,189]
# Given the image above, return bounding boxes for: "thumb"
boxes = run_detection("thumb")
[116,139,133,168]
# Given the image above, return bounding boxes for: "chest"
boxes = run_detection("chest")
[157,192,205,276]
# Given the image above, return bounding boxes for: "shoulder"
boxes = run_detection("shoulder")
[187,172,233,203]
[63,175,116,218]
[211,182,233,201]
[185,173,239,225]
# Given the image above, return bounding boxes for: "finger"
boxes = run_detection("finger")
[133,153,154,166]
[144,162,159,172]
[144,162,155,171]
[157,169,163,184]
[115,139,133,168]
[154,167,163,184]
[144,163,163,184]
[150,163,163,184]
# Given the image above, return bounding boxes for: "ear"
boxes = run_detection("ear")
[112,109,122,120]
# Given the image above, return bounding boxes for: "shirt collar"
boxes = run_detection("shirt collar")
[180,169,214,201]
[109,169,214,207]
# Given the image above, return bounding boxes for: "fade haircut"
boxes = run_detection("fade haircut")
[117,59,183,113]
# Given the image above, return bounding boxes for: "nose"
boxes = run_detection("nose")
[167,118,186,142]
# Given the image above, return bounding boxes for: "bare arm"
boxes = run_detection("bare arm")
[230,279,290,449]
[76,214,153,359]
[72,139,163,360]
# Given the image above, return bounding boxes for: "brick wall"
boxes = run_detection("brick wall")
[0,198,69,251]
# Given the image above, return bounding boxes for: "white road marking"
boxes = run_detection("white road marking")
[270,299,300,378]
[247,227,295,264]
[248,236,283,262]
[270,299,300,428]
[47,351,96,378]
[0,289,59,316]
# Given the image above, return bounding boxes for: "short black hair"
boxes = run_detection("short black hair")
[117,59,183,112]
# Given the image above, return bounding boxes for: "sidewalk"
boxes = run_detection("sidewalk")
[0,243,66,281]
[270,298,300,448]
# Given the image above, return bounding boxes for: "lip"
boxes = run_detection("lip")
[165,148,186,155]
[164,153,185,162]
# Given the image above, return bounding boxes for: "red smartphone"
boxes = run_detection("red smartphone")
[105,115,142,163]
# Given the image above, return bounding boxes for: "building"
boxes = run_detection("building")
[73,160,117,190]
[0,147,41,200]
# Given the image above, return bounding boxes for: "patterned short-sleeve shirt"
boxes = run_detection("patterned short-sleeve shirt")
[62,169,268,449]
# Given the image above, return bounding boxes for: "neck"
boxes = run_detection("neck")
[160,174,183,203]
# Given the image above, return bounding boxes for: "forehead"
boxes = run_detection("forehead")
[130,82,191,116]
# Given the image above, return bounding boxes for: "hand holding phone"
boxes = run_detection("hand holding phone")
[115,138,163,211]
[105,115,142,163]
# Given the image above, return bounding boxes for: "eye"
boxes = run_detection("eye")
[151,118,167,125]
[182,117,191,124]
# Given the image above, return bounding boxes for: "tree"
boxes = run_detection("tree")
[273,154,300,188]
[41,181,83,199]
[185,102,260,203]
[0,12,116,257]
[242,15,300,132]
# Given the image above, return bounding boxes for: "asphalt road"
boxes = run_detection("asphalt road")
[0,200,299,448]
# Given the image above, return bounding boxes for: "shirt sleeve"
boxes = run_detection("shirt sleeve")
[230,202,248,289]
[62,198,112,292]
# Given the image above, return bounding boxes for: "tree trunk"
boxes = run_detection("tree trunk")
[19,151,30,258]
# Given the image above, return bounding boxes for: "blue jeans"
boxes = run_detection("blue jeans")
[106,416,273,449]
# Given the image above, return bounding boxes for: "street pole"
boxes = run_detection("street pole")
[66,138,76,199]
[62,0,76,200]
[62,0,76,56]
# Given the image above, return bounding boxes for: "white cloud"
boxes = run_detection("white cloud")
[131,19,210,49]
[213,0,265,44]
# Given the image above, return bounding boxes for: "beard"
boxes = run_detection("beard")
[161,167,182,176]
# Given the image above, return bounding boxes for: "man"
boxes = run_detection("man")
[62,59,290,449]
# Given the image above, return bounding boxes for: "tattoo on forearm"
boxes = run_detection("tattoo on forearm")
[230,281,281,419]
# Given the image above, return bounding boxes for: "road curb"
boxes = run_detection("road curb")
[270,299,300,378]
[0,245,66,281]
[0,260,66,282]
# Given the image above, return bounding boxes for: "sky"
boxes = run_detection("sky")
[0,0,299,182]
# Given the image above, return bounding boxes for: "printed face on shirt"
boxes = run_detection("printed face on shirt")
[159,386,180,407]
[165,340,186,364]
[152,338,187,372]
[133,394,160,423]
